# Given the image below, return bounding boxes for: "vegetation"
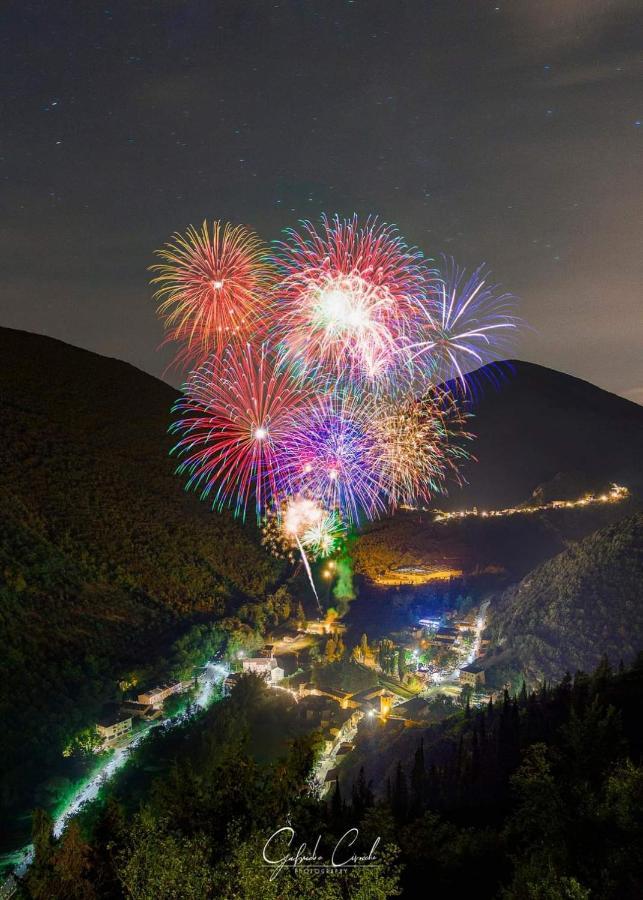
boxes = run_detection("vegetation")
[21,676,402,899]
[0,328,281,840]
[487,513,643,684]
[16,658,643,898]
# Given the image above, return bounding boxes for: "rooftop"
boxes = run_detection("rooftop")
[461,662,485,674]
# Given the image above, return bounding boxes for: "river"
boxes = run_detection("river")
[0,661,228,885]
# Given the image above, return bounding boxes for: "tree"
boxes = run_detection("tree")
[351,766,374,819]
[32,808,55,870]
[392,762,408,823]
[397,649,406,682]
[53,821,95,899]
[410,740,426,816]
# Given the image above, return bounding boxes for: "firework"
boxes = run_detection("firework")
[271,215,428,388]
[153,213,519,597]
[407,257,516,390]
[261,495,344,561]
[151,221,275,368]
[370,390,471,508]
[170,343,305,520]
[277,391,385,524]
[301,508,346,559]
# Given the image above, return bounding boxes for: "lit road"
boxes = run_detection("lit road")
[1,661,228,886]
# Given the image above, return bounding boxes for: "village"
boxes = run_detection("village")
[86,591,499,807]
[215,599,495,794]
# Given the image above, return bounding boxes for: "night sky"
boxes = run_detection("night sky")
[2,1,641,400]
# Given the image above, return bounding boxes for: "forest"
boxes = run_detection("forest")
[16,656,643,898]
[487,512,643,685]
[0,328,282,840]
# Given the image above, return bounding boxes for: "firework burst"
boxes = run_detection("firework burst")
[408,257,516,390]
[151,221,275,368]
[371,390,471,508]
[271,214,428,388]
[154,213,519,590]
[170,343,305,520]
[277,391,385,524]
[301,508,346,559]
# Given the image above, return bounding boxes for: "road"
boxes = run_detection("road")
[0,661,228,887]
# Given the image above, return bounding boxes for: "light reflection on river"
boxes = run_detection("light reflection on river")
[1,662,228,882]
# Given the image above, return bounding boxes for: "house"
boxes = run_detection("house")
[315,687,357,709]
[324,767,340,790]
[223,673,243,696]
[335,742,354,759]
[431,627,459,647]
[459,662,486,686]
[242,655,285,682]
[96,715,132,744]
[137,681,183,708]
[453,612,477,633]
[120,701,161,721]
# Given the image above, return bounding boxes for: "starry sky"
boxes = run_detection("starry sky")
[2,1,641,400]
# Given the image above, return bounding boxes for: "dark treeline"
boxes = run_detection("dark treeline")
[19,675,401,899]
[334,654,643,898]
[487,512,643,686]
[0,328,283,839]
[14,658,643,898]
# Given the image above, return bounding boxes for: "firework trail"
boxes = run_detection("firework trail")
[301,508,345,558]
[280,495,332,613]
[295,533,322,614]
[151,221,275,369]
[170,343,306,521]
[407,257,516,391]
[271,214,428,389]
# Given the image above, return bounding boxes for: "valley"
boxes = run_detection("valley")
[1,329,641,896]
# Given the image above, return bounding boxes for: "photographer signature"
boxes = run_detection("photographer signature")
[263,826,381,880]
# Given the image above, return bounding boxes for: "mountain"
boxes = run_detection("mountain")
[441,360,643,510]
[0,327,279,830]
[486,513,643,685]
[352,495,636,587]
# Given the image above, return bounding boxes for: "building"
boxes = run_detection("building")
[242,655,285,682]
[303,619,346,636]
[223,672,243,696]
[431,626,459,647]
[137,681,183,708]
[96,715,132,744]
[120,700,161,721]
[324,767,340,790]
[453,612,477,633]
[459,662,486,686]
[335,742,354,759]
[380,690,395,718]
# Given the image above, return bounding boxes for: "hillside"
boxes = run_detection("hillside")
[352,497,637,587]
[0,327,280,830]
[441,360,643,510]
[486,513,643,684]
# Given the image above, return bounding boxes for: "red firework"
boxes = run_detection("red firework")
[151,220,275,369]
[270,214,430,386]
[170,344,306,520]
